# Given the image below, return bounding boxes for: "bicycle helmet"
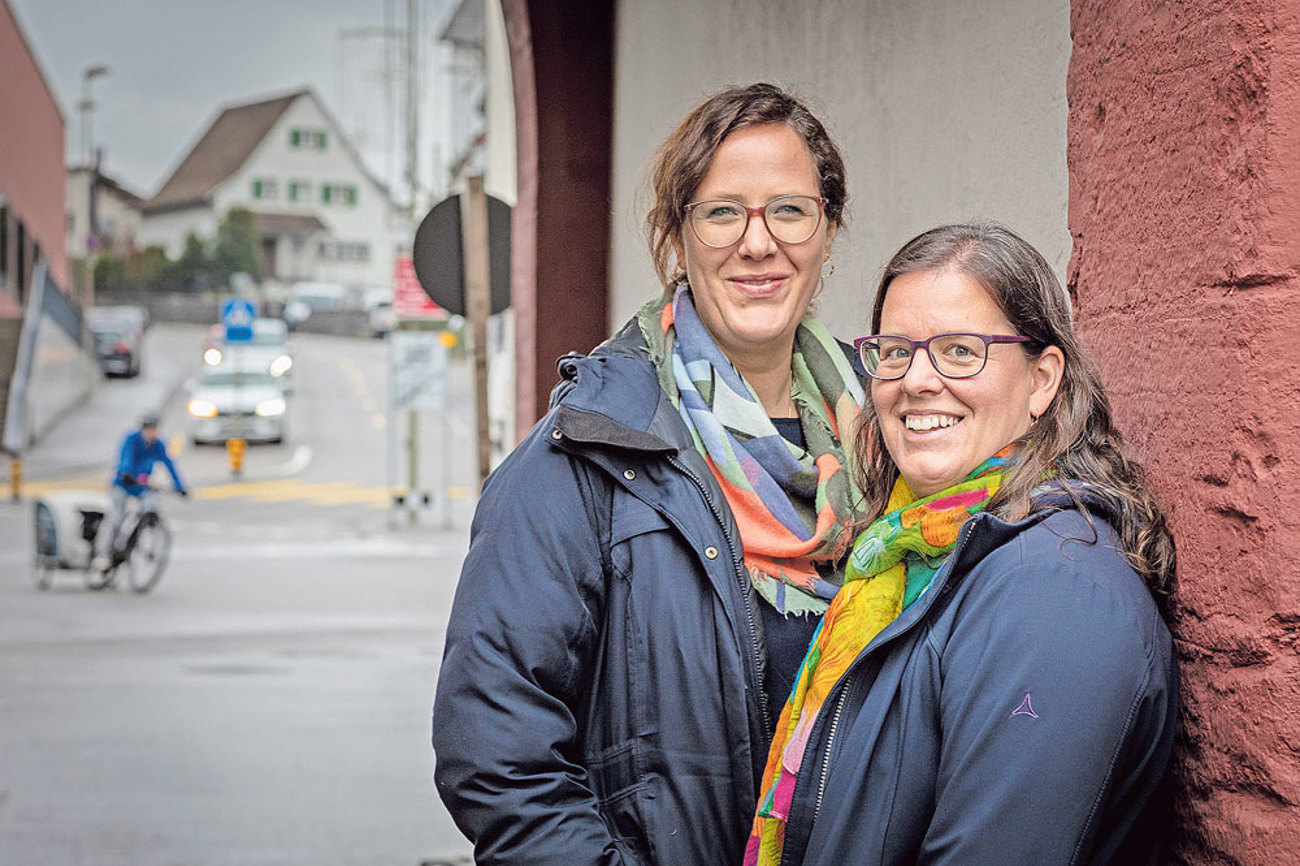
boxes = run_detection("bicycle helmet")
[139,411,160,428]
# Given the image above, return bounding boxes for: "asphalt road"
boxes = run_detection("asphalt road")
[0,323,477,865]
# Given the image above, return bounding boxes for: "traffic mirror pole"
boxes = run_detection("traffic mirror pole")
[461,175,492,489]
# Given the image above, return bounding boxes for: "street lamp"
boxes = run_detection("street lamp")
[79,64,109,167]
[79,65,109,306]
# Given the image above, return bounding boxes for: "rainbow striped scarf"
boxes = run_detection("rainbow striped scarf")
[744,451,1014,864]
[639,286,864,616]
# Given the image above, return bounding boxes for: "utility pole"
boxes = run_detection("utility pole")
[403,0,421,523]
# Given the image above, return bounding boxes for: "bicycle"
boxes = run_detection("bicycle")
[89,488,176,593]
[33,486,176,594]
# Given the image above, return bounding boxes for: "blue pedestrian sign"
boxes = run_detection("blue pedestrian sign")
[221,298,257,343]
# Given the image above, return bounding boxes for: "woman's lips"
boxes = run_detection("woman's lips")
[728,273,789,294]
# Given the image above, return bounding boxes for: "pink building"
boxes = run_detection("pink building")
[0,0,67,311]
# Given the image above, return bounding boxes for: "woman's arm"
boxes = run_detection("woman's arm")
[432,442,630,866]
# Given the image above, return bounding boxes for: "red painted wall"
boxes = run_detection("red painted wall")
[503,0,612,430]
[0,0,67,291]
[1069,1,1300,861]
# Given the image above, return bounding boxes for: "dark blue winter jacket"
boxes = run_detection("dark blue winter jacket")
[433,321,774,864]
[779,493,1178,865]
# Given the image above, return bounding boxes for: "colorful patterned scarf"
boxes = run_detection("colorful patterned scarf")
[638,286,865,616]
[744,450,1014,865]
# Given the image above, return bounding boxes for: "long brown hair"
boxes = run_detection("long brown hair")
[852,223,1175,600]
[645,83,848,289]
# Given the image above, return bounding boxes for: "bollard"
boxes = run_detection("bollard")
[9,457,20,502]
[226,438,247,477]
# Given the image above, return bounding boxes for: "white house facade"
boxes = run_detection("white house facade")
[139,89,403,294]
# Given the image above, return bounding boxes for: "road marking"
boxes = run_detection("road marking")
[1,471,107,498]
[191,478,401,509]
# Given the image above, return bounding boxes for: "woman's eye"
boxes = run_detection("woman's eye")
[704,204,741,220]
[882,345,912,362]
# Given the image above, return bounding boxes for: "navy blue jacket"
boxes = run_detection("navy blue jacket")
[781,496,1178,865]
[434,322,773,864]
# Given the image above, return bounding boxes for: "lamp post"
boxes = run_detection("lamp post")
[79,64,109,167]
[79,65,109,306]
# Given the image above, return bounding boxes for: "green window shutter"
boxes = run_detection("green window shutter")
[346,186,357,205]
[252,179,263,198]
[290,130,300,147]
[321,185,330,204]
[317,131,327,149]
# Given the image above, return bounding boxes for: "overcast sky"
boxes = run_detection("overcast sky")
[10,0,455,198]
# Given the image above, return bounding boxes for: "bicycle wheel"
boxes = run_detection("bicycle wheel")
[126,514,172,594]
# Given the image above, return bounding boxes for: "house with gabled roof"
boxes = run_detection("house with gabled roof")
[138,88,402,294]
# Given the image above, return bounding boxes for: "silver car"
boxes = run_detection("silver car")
[187,363,289,445]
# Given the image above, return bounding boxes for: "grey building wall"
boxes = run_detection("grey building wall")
[608,0,1070,340]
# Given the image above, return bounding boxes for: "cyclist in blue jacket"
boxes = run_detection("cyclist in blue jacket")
[92,411,187,572]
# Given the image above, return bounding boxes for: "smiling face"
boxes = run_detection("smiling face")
[871,268,1063,497]
[675,123,835,373]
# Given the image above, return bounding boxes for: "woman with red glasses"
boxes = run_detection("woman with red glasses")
[746,223,1178,865]
[433,83,868,864]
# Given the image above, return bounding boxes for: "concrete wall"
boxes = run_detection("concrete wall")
[1069,2,1300,862]
[609,0,1070,339]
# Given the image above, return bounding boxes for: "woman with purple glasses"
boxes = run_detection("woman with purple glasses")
[746,222,1178,865]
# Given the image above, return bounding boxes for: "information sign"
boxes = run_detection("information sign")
[389,330,448,412]
[221,298,257,343]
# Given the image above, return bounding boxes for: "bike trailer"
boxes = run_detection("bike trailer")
[32,489,110,569]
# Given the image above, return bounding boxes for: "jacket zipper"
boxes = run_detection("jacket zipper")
[806,517,981,826]
[813,689,849,818]
[668,453,773,737]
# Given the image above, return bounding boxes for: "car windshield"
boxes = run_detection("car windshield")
[247,330,287,347]
[200,370,277,387]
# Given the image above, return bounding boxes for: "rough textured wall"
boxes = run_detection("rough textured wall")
[609,0,1070,338]
[1068,1,1300,861]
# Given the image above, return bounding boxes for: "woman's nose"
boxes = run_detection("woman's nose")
[900,347,944,395]
[736,211,777,259]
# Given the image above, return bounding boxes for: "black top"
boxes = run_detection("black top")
[760,415,821,718]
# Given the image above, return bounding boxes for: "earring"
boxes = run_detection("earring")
[821,261,836,281]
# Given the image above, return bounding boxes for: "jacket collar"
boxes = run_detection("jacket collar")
[551,319,692,455]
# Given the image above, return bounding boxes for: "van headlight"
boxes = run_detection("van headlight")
[188,399,218,418]
[203,347,223,366]
[255,397,287,417]
[269,355,293,377]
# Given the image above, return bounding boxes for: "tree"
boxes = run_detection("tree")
[210,207,263,287]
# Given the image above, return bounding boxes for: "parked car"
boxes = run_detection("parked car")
[88,311,143,378]
[284,282,346,331]
[186,361,289,445]
[202,318,295,392]
[364,289,395,338]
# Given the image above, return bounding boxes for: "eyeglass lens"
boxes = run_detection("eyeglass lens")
[859,334,991,379]
[689,195,822,247]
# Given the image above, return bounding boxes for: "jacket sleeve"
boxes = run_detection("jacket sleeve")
[919,543,1176,864]
[432,437,630,866]
[155,443,186,493]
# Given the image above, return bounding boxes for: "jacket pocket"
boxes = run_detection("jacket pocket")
[584,740,650,857]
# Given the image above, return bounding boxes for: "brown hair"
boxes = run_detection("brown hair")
[645,83,848,288]
[852,223,1176,600]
